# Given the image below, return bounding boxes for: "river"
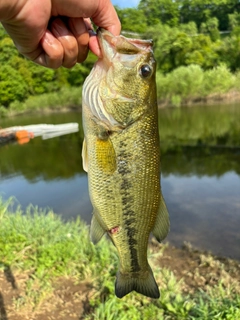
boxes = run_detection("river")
[0,104,240,259]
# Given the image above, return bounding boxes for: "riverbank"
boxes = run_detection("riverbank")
[0,198,239,320]
[158,89,240,108]
[2,63,240,119]
[0,87,82,118]
[2,88,240,120]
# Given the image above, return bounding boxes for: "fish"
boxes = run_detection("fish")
[81,28,169,299]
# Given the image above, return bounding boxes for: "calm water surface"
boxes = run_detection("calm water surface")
[0,105,240,259]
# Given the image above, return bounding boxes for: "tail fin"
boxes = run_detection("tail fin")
[115,265,160,299]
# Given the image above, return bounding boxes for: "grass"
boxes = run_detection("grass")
[0,197,239,319]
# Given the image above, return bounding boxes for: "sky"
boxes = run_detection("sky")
[111,0,140,8]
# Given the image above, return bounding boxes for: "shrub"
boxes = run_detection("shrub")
[203,64,235,96]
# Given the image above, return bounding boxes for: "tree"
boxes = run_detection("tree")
[228,11,240,30]
[145,22,219,73]
[218,34,240,71]
[115,7,148,33]
[0,65,28,106]
[139,0,180,27]
[0,37,18,64]
[200,17,220,41]
[0,24,7,40]
[179,0,240,31]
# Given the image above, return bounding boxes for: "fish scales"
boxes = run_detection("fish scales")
[82,28,169,299]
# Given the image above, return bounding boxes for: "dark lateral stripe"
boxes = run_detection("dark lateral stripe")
[126,224,141,272]
[118,144,141,272]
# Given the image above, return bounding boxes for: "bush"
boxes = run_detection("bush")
[168,64,204,98]
[203,64,235,96]
[156,65,204,105]
[9,87,82,114]
[0,65,28,106]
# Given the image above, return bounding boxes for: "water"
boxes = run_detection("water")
[0,105,240,259]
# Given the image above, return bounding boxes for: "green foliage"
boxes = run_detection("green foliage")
[115,7,148,33]
[2,2,240,110]
[156,64,238,106]
[228,11,240,30]
[203,64,235,96]
[200,17,220,41]
[217,32,240,71]
[144,23,219,73]
[176,0,240,31]
[157,64,204,105]
[138,0,240,31]
[0,65,28,106]
[0,105,8,117]
[0,197,116,279]
[65,63,90,87]
[0,24,94,108]
[0,24,8,39]
[8,86,82,115]
[179,21,198,36]
[0,37,18,63]
[139,0,180,27]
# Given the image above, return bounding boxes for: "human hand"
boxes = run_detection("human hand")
[0,0,121,68]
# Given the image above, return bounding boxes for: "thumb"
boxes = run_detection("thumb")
[91,0,121,36]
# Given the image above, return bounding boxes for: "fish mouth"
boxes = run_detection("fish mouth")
[97,28,153,63]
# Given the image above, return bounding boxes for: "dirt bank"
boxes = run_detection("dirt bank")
[0,242,239,320]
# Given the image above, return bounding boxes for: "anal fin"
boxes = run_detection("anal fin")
[152,193,170,243]
[90,213,106,244]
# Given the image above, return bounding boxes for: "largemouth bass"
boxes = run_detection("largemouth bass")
[82,28,169,299]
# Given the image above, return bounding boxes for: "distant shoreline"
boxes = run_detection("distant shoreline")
[158,89,240,108]
[1,87,240,120]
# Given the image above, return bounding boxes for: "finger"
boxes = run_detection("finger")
[68,17,90,63]
[91,0,121,36]
[34,30,64,69]
[89,33,101,58]
[52,0,121,36]
[51,18,78,68]
[83,18,101,56]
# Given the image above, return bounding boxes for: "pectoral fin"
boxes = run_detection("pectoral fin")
[81,138,88,172]
[96,138,116,174]
[90,213,106,244]
[152,193,170,243]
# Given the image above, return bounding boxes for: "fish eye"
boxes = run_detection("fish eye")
[139,64,152,78]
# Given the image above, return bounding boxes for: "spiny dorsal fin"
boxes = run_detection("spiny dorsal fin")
[152,193,170,243]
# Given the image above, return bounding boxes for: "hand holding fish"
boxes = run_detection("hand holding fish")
[0,0,121,68]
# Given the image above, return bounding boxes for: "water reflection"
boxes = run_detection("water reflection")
[0,105,239,260]
[163,172,240,259]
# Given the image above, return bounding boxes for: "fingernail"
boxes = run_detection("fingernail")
[43,31,54,45]
[89,30,97,37]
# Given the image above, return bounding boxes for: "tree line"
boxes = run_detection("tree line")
[118,0,240,32]
[117,0,240,73]
[1,0,240,110]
